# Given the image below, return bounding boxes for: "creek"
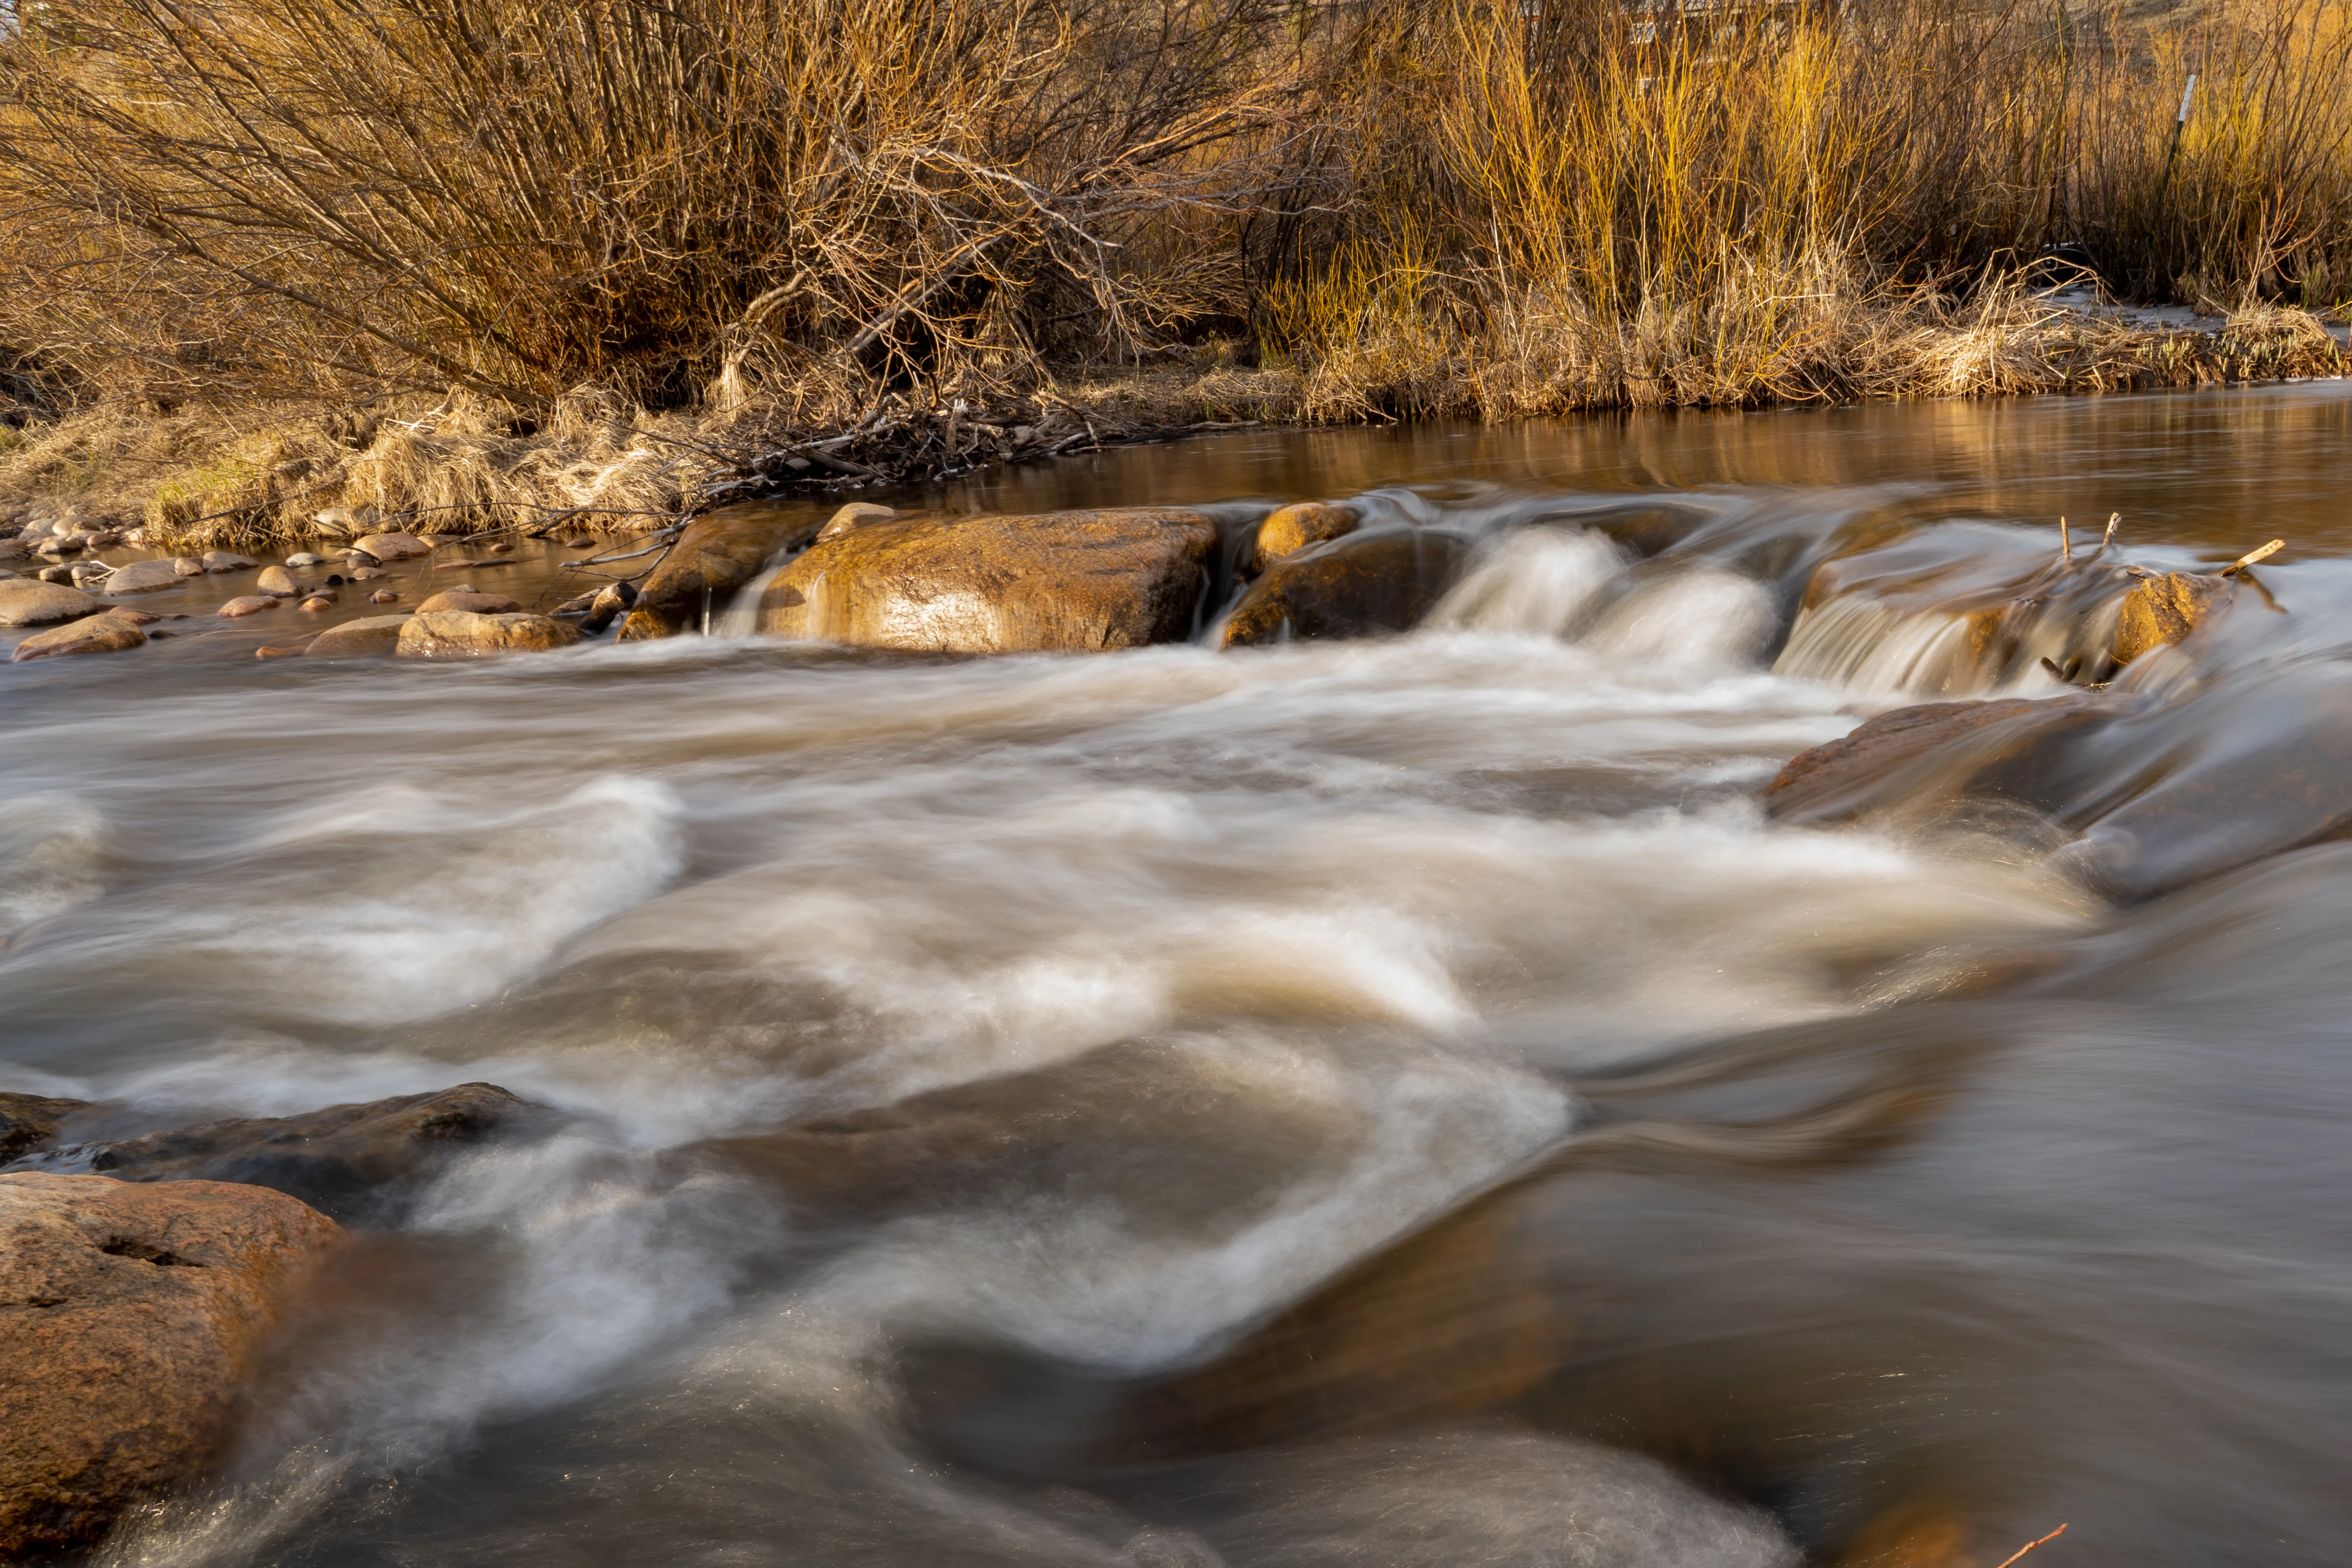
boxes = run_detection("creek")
[5,382,2352,1566]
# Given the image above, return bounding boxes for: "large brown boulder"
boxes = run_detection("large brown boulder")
[1220,531,1470,647]
[11,1084,533,1222]
[395,610,580,658]
[754,507,1219,653]
[414,589,521,616]
[617,502,834,641]
[1762,696,2111,823]
[0,1173,343,1559]
[2112,571,2232,666]
[100,560,188,595]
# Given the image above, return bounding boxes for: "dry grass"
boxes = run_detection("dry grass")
[0,0,2346,541]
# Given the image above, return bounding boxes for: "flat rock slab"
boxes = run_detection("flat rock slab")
[0,1094,83,1161]
[756,507,1218,653]
[415,589,521,615]
[0,1173,342,1559]
[303,613,411,658]
[102,560,188,595]
[1763,696,2110,823]
[11,609,148,662]
[0,578,101,627]
[1221,531,1470,647]
[395,610,580,658]
[9,1084,532,1222]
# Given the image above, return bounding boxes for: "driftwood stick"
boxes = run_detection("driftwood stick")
[2058,516,2071,563]
[2222,539,2284,576]
[2099,511,2121,551]
[1992,1523,2068,1568]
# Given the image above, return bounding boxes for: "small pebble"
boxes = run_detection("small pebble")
[255,644,308,659]
[299,595,334,612]
[288,552,327,568]
[370,590,399,604]
[490,541,516,555]
[349,566,387,580]
[324,573,346,587]
[217,595,281,618]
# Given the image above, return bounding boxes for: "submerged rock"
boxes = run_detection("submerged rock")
[2112,571,2232,666]
[814,501,897,544]
[395,610,581,658]
[618,502,833,641]
[0,578,101,627]
[200,551,258,574]
[753,507,1218,653]
[10,610,149,662]
[0,1093,84,1161]
[1762,697,2110,823]
[415,589,522,615]
[217,595,281,618]
[302,613,410,657]
[0,1173,343,1560]
[1220,531,1470,647]
[7,1084,535,1223]
[1249,501,1359,572]
[255,564,301,597]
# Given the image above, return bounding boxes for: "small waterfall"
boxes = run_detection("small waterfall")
[1428,528,1628,637]
[715,554,799,637]
[1582,570,1778,673]
[1774,598,1991,695]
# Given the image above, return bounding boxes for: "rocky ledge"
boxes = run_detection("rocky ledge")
[0,1174,343,1560]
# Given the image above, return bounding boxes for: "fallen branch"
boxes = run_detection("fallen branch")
[1992,1523,2068,1568]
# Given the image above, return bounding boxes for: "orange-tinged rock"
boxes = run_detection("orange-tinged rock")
[755,508,1218,653]
[619,502,829,641]
[10,610,148,662]
[395,609,581,658]
[1220,531,1469,647]
[415,589,522,616]
[0,1174,342,1558]
[1250,501,1359,571]
[2112,571,2231,666]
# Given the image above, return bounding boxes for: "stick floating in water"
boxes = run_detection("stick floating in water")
[2221,539,2284,577]
[2058,516,2070,563]
[1993,1523,2069,1568]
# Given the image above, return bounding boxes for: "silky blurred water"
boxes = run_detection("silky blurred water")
[5,380,2352,1567]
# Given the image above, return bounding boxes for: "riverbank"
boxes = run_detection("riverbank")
[2,299,2344,554]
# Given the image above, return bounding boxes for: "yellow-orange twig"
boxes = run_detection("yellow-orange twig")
[1993,1522,2069,1568]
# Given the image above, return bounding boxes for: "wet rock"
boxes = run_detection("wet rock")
[1250,501,1359,571]
[488,540,516,555]
[2112,571,2232,666]
[255,564,302,597]
[11,610,150,662]
[286,552,327,568]
[815,501,897,544]
[0,1173,343,1560]
[301,614,412,658]
[6,1085,534,1223]
[216,595,282,618]
[0,1094,85,1161]
[352,531,429,560]
[255,644,309,659]
[339,550,382,570]
[0,578,102,626]
[37,566,76,585]
[101,559,188,595]
[369,589,399,605]
[415,589,521,615]
[752,507,1218,653]
[618,502,826,640]
[581,581,635,635]
[200,551,257,574]
[310,505,378,539]
[1762,696,2111,824]
[395,609,581,658]
[172,557,206,577]
[1220,531,1470,647]
[297,595,336,613]
[349,565,387,581]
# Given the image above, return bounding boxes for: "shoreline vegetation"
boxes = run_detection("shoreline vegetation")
[1,0,2348,549]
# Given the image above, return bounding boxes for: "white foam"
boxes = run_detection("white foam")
[1428,527,1629,638]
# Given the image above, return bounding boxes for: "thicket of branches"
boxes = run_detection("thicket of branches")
[0,0,2344,430]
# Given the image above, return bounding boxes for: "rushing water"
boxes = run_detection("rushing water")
[6,382,2352,1567]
